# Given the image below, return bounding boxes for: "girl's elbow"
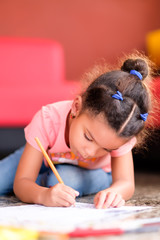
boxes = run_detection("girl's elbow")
[13,178,20,198]
[13,180,18,196]
[127,182,135,199]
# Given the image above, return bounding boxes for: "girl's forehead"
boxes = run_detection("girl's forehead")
[80,112,127,149]
[83,112,112,135]
[83,111,108,127]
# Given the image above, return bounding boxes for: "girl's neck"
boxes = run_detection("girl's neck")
[65,110,71,148]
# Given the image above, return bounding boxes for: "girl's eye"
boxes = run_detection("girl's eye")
[84,133,92,142]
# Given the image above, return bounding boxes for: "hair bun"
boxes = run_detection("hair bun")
[121,58,148,80]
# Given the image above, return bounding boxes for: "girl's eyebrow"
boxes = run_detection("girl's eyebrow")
[87,130,118,152]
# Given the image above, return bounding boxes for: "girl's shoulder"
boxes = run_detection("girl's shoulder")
[25,100,72,151]
[41,100,73,122]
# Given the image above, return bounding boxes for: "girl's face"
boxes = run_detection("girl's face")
[68,96,128,159]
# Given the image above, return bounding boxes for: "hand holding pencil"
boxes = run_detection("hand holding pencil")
[35,137,79,207]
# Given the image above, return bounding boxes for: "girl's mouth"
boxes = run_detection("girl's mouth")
[77,152,86,160]
[77,152,90,161]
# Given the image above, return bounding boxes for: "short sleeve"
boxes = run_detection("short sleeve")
[24,105,58,151]
[110,137,137,158]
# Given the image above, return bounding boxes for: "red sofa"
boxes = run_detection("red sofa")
[0,37,80,127]
[0,37,80,156]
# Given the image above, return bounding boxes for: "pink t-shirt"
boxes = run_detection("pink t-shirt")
[25,100,136,172]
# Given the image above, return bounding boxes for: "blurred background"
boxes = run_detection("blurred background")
[0,0,160,79]
[0,0,160,171]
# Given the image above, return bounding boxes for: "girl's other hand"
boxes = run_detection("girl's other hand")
[94,190,125,209]
[40,183,79,207]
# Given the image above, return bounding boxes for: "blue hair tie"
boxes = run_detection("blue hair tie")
[130,70,143,80]
[112,91,123,101]
[140,113,148,121]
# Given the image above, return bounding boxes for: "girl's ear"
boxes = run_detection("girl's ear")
[71,95,82,117]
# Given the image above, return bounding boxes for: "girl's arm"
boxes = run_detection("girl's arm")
[94,150,135,208]
[13,143,79,207]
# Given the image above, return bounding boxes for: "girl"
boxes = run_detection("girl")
[0,53,154,208]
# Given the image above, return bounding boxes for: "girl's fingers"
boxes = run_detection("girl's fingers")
[117,199,125,208]
[55,197,74,207]
[58,184,79,206]
[103,192,116,208]
[54,183,79,198]
[94,191,107,209]
[62,184,79,198]
[104,193,125,208]
[95,191,125,209]
[61,191,77,206]
[110,194,123,207]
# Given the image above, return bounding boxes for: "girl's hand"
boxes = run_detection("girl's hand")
[41,183,79,207]
[94,190,125,209]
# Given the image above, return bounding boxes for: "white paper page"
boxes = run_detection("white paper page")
[0,202,151,233]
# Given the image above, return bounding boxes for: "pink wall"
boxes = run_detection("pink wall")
[0,0,159,80]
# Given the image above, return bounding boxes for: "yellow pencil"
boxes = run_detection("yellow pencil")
[35,137,64,184]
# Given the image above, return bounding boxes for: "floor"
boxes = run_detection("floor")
[0,171,160,239]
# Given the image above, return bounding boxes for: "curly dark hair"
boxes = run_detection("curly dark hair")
[80,52,156,149]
